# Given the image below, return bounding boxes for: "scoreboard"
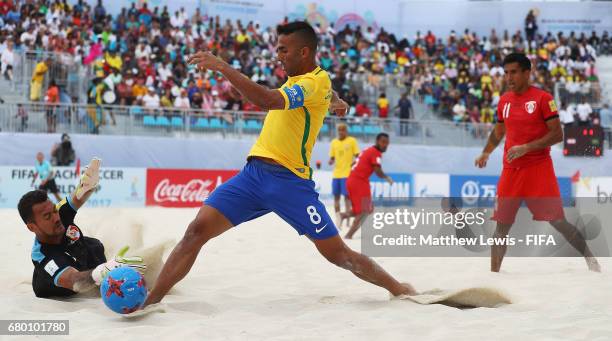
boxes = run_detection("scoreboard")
[563,125,604,157]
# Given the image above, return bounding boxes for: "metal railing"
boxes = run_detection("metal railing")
[555,82,601,107]
[0,101,494,147]
[11,51,92,102]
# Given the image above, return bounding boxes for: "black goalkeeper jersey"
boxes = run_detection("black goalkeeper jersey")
[31,198,106,298]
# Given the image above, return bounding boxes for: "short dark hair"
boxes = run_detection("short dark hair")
[376,132,389,141]
[18,190,49,224]
[502,53,531,71]
[276,21,318,51]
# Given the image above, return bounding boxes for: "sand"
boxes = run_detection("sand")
[1,207,611,341]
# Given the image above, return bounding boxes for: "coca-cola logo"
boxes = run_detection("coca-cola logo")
[153,178,214,203]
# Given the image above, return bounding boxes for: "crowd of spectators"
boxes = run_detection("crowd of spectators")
[0,1,611,135]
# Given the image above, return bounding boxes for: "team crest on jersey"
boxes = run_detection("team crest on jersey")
[66,225,80,242]
[525,101,537,114]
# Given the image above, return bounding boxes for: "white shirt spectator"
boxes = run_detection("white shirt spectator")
[142,93,160,108]
[157,65,172,83]
[170,13,183,28]
[20,30,36,45]
[576,103,592,122]
[174,95,190,109]
[453,103,467,117]
[559,108,575,125]
[490,65,504,77]
[135,44,151,60]
[1,45,15,74]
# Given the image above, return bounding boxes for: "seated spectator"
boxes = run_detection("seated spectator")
[452,100,467,124]
[174,89,191,110]
[355,101,372,118]
[142,87,160,114]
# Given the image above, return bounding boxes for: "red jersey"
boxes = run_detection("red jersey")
[497,86,559,168]
[349,146,382,181]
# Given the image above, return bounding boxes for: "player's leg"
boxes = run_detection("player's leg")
[524,159,601,272]
[332,178,342,227]
[268,173,415,296]
[491,222,513,272]
[548,219,600,272]
[312,235,416,296]
[145,164,269,306]
[345,212,368,240]
[145,204,234,305]
[344,178,370,239]
[340,178,351,228]
[490,168,520,272]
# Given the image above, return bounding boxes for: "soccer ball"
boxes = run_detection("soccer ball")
[100,267,147,314]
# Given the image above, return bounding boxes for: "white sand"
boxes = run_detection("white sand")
[1,207,611,341]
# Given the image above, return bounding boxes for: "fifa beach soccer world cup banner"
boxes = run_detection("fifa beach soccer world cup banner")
[145,169,239,208]
[0,166,146,208]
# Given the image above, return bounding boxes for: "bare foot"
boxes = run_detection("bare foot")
[586,257,601,272]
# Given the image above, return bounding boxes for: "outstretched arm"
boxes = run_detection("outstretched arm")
[373,165,393,184]
[56,267,96,293]
[187,52,285,111]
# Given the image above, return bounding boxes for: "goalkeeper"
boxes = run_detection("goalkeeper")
[17,158,147,298]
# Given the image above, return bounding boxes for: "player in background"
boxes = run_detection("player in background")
[474,52,600,272]
[144,22,416,308]
[328,123,360,228]
[31,152,61,202]
[344,133,393,239]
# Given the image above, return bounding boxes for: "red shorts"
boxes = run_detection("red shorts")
[492,158,565,224]
[346,177,373,215]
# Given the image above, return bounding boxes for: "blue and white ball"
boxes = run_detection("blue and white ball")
[100,267,147,314]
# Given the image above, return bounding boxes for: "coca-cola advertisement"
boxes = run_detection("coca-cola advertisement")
[146,169,239,207]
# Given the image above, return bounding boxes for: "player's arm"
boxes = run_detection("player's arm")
[475,122,505,168]
[328,144,335,165]
[373,165,393,184]
[187,51,285,111]
[507,118,563,163]
[55,267,97,293]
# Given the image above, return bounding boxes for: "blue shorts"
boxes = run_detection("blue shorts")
[331,178,348,197]
[205,158,338,240]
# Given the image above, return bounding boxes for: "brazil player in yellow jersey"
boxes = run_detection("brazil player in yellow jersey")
[144,21,416,307]
[328,123,360,228]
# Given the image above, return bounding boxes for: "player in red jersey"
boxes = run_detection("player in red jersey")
[344,133,393,239]
[475,53,600,272]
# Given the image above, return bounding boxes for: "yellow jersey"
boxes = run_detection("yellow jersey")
[329,136,360,179]
[249,66,332,180]
[32,62,48,83]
